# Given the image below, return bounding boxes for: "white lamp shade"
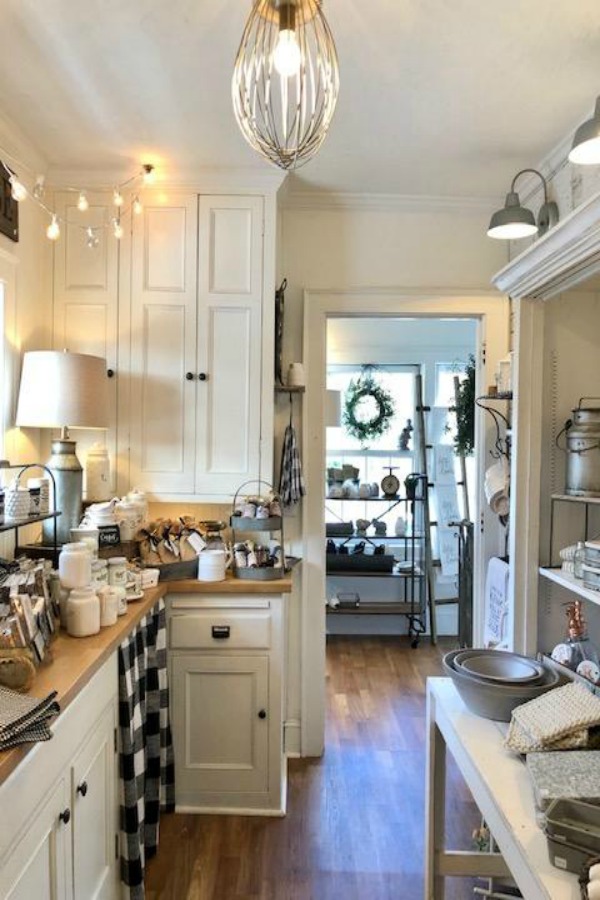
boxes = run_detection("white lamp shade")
[16,351,109,429]
[325,389,341,427]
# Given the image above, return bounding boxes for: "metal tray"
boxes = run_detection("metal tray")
[233,565,285,581]
[230,516,282,531]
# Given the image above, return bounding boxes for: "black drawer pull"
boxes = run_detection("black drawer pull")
[211,625,230,640]
[59,808,71,825]
[77,781,88,797]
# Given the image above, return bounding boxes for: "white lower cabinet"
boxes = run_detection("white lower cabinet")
[167,593,286,815]
[0,658,119,900]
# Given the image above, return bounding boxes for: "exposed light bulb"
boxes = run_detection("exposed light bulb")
[86,226,99,249]
[273,29,301,77]
[113,218,123,240]
[10,177,27,202]
[46,215,60,241]
[32,175,45,199]
[77,191,89,212]
[133,195,143,215]
[142,164,156,185]
[113,188,123,208]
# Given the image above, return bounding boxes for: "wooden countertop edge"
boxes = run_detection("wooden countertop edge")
[0,572,294,785]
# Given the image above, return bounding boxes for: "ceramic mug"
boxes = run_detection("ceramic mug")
[197,548,232,582]
[287,363,305,387]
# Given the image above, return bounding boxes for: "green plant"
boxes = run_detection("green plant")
[449,355,476,457]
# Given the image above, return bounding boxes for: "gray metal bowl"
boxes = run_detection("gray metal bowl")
[443,650,563,722]
[453,649,545,684]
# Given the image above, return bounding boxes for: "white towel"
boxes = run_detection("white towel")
[483,557,509,647]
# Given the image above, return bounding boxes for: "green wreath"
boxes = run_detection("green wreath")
[342,372,395,446]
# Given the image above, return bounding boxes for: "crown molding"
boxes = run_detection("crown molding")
[46,164,286,195]
[279,191,498,213]
[0,111,47,177]
[492,188,600,300]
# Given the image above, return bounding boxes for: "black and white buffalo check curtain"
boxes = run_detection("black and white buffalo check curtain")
[118,597,175,899]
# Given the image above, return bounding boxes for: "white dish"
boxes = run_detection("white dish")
[125,590,144,602]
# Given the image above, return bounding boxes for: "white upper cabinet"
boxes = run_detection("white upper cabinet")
[53,192,119,494]
[130,194,199,494]
[129,193,265,499]
[195,196,263,495]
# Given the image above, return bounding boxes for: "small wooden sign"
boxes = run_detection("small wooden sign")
[0,166,19,242]
[98,524,121,548]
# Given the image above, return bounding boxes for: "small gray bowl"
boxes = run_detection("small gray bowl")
[442,650,563,722]
[453,649,545,684]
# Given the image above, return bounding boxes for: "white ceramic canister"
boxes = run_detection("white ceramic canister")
[91,559,108,586]
[70,526,100,558]
[27,477,50,514]
[287,362,305,387]
[126,489,148,526]
[114,500,140,541]
[113,586,128,616]
[85,443,111,502]
[66,586,100,637]
[107,556,128,588]
[59,542,92,590]
[97,585,119,627]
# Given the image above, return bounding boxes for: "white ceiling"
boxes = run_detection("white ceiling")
[1,0,599,197]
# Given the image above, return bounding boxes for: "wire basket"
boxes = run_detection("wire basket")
[230,479,286,579]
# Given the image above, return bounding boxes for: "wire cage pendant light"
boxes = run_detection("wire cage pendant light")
[232,0,339,171]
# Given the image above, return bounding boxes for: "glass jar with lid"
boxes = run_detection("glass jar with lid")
[107,556,128,588]
[59,542,92,590]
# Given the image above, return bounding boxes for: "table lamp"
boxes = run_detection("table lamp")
[16,350,109,545]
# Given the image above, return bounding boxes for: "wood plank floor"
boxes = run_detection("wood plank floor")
[145,636,480,900]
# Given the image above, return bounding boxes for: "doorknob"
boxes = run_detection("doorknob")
[77,781,88,797]
[198,373,208,381]
[186,372,195,381]
[59,808,71,825]
[107,368,115,378]
[258,709,267,720]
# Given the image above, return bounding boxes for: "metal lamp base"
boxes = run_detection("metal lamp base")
[42,439,83,545]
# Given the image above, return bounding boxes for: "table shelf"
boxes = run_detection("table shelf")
[0,511,60,534]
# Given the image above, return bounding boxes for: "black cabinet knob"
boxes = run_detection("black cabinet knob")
[107,368,115,378]
[59,808,71,825]
[186,372,195,381]
[77,781,88,797]
[198,373,207,381]
[258,709,267,720]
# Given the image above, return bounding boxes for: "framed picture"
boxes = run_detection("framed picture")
[0,166,19,242]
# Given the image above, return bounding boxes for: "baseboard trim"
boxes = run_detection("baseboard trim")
[284,718,301,757]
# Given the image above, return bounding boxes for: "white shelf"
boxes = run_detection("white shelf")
[539,566,600,605]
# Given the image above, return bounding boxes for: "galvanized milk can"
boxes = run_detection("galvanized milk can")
[559,398,600,496]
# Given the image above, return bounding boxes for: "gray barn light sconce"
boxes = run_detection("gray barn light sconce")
[569,96,600,165]
[487,169,558,240]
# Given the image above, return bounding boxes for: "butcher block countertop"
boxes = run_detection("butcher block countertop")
[0,572,294,785]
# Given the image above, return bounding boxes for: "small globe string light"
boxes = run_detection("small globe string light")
[9,177,27,202]
[132,195,143,215]
[32,175,45,199]
[77,192,89,212]
[113,218,124,240]
[86,226,99,249]
[113,188,123,208]
[142,164,155,185]
[46,215,60,241]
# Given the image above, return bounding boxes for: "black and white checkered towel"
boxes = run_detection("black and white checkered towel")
[0,685,59,750]
[279,422,305,506]
[118,598,175,900]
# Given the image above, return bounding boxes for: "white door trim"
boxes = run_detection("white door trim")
[301,289,510,756]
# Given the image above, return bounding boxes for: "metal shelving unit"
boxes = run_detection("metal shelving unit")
[0,462,60,566]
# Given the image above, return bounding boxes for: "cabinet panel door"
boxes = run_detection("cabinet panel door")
[171,654,269,798]
[130,195,198,493]
[71,703,117,900]
[2,777,70,900]
[53,193,118,495]
[196,196,263,494]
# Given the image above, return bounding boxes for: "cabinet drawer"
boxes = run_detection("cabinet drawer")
[169,610,271,650]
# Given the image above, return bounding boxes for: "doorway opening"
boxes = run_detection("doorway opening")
[324,316,478,644]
